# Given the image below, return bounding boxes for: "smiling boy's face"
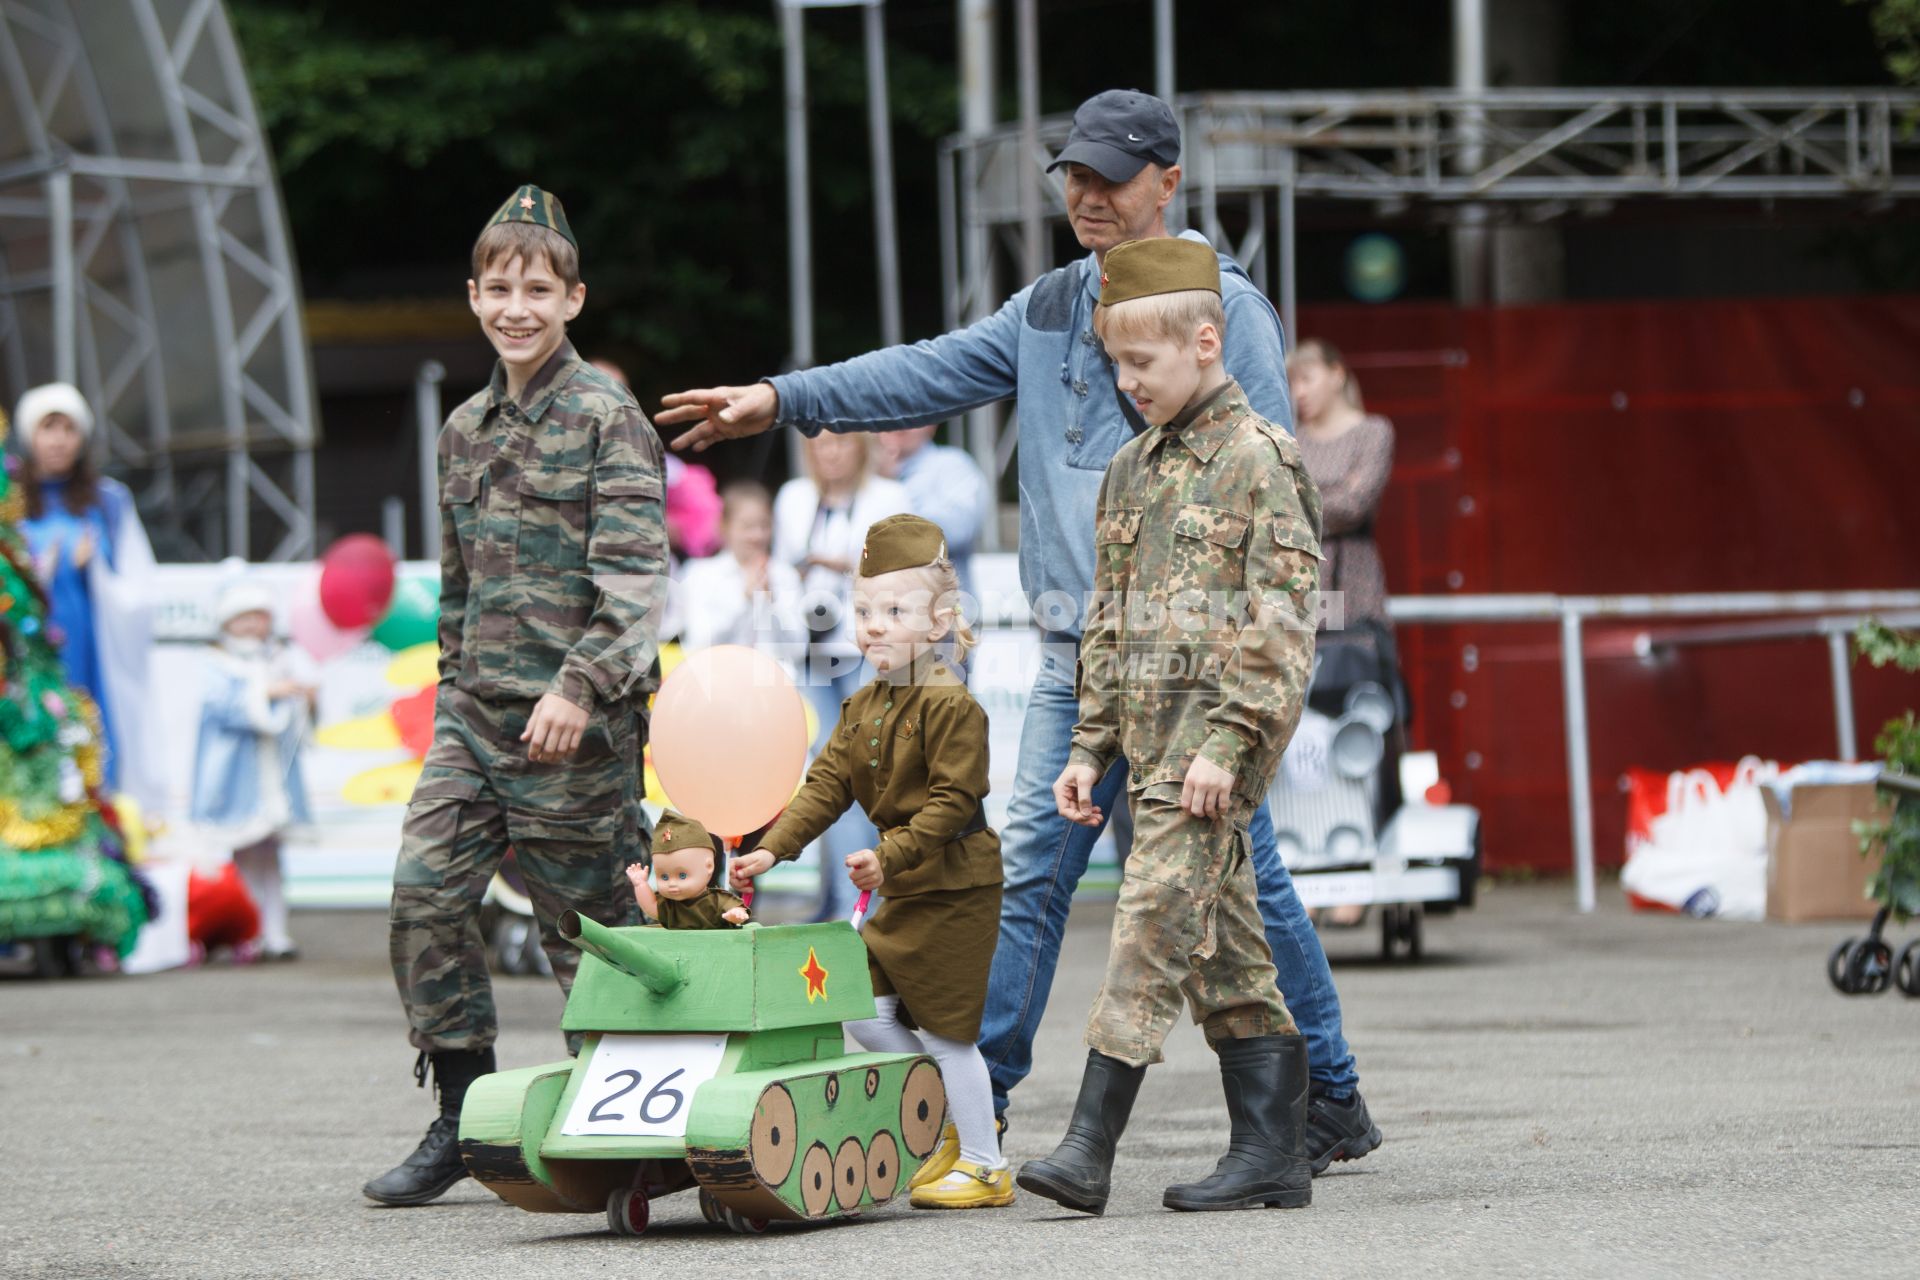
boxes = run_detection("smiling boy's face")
[467,251,584,382]
[651,846,714,901]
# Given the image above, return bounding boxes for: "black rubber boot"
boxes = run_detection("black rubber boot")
[362,1048,495,1206]
[1162,1034,1312,1212]
[1016,1051,1146,1215]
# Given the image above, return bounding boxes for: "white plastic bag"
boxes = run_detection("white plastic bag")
[1621,759,1777,920]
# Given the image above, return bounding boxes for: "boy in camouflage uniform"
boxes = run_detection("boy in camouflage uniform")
[1019,237,1322,1216]
[364,186,668,1206]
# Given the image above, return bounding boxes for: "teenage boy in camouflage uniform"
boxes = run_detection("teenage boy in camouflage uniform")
[363,186,668,1206]
[1019,237,1322,1216]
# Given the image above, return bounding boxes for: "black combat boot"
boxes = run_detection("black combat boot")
[362,1048,496,1206]
[1162,1033,1312,1212]
[1016,1051,1146,1215]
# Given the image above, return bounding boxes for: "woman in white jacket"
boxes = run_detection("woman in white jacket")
[772,433,910,919]
[677,481,805,660]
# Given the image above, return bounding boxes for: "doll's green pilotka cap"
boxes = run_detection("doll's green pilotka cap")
[484,184,577,249]
[859,513,949,578]
[651,810,716,861]
[1098,236,1221,307]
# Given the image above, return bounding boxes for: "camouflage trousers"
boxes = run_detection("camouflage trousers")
[1085,784,1296,1067]
[390,686,644,1053]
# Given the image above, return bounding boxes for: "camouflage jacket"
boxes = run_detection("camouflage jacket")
[1068,378,1323,802]
[437,342,667,710]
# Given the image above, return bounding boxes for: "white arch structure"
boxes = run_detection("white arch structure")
[0,0,315,560]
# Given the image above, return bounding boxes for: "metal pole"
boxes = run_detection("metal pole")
[863,1,902,347]
[381,496,406,556]
[782,2,814,371]
[1828,631,1858,762]
[1277,162,1297,347]
[1560,609,1597,913]
[959,0,999,549]
[1452,0,1489,305]
[415,359,445,560]
[47,166,75,385]
[1016,0,1043,281]
[1154,0,1174,104]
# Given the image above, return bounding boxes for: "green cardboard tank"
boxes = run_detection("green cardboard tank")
[458,911,948,1235]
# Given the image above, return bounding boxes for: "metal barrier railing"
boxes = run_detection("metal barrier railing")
[1387,591,1920,913]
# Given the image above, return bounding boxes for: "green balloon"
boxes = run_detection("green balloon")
[371,577,439,651]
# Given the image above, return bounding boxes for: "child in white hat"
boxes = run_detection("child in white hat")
[187,573,317,959]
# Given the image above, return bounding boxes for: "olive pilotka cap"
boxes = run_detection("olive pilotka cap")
[858,513,949,578]
[1097,237,1222,306]
[482,184,577,249]
[651,810,717,860]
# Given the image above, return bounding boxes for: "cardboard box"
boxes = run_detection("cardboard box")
[1762,782,1890,923]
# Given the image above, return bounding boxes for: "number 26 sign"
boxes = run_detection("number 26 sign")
[560,1033,730,1138]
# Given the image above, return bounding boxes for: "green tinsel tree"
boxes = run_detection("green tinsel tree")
[0,408,148,962]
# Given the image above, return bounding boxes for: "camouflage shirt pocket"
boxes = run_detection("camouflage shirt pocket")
[1270,512,1323,613]
[1171,503,1251,588]
[517,464,590,572]
[1097,506,1143,575]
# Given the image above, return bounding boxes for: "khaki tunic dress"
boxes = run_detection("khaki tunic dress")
[758,654,1001,1040]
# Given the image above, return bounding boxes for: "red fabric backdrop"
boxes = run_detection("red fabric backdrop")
[1296,296,1920,874]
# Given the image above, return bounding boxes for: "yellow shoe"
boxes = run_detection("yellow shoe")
[909,1160,1016,1210]
[907,1122,960,1190]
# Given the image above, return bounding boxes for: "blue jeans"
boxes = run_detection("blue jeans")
[979,634,1359,1112]
[803,652,878,920]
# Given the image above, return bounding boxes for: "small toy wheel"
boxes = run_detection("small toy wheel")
[1828,939,1858,993]
[1404,906,1424,961]
[718,1205,770,1235]
[1896,940,1920,997]
[1845,938,1894,995]
[606,1187,649,1236]
[697,1189,721,1225]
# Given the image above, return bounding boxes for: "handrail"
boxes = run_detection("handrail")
[1375,589,1920,913]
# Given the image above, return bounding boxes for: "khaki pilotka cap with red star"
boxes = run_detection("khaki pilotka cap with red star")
[1097,236,1221,307]
[857,513,949,578]
[482,184,577,249]
[650,810,717,861]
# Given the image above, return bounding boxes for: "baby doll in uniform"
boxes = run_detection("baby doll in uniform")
[626,810,750,929]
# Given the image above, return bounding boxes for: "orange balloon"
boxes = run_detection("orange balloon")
[649,646,810,838]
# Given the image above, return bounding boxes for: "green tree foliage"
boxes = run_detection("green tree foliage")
[1853,620,1920,919]
[232,2,960,378]
[1854,0,1920,84]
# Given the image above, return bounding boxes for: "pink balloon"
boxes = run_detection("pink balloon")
[290,572,369,662]
[650,646,810,838]
[319,534,396,629]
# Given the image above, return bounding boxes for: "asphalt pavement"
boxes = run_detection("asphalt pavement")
[3,882,1915,1279]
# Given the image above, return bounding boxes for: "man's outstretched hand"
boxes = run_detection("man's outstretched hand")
[657,383,779,452]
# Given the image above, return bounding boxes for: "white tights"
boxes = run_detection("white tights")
[846,996,1000,1168]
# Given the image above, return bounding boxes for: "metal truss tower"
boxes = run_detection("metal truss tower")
[0,0,316,561]
[940,88,1920,489]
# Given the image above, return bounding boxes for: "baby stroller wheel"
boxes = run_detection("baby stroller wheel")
[1828,939,1858,993]
[1895,939,1920,997]
[1845,938,1894,995]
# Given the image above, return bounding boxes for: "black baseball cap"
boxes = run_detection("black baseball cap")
[1046,89,1182,182]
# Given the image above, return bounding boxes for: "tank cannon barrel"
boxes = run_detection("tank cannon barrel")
[558,911,686,995]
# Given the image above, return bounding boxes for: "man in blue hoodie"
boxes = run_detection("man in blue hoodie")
[660,89,1380,1173]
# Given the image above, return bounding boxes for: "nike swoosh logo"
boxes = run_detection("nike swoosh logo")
[1127,133,1145,142]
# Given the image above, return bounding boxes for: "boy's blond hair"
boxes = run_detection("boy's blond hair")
[471,221,580,289]
[858,557,977,665]
[1093,287,1226,349]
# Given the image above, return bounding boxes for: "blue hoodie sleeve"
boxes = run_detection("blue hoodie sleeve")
[1219,262,1295,433]
[768,286,1031,437]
